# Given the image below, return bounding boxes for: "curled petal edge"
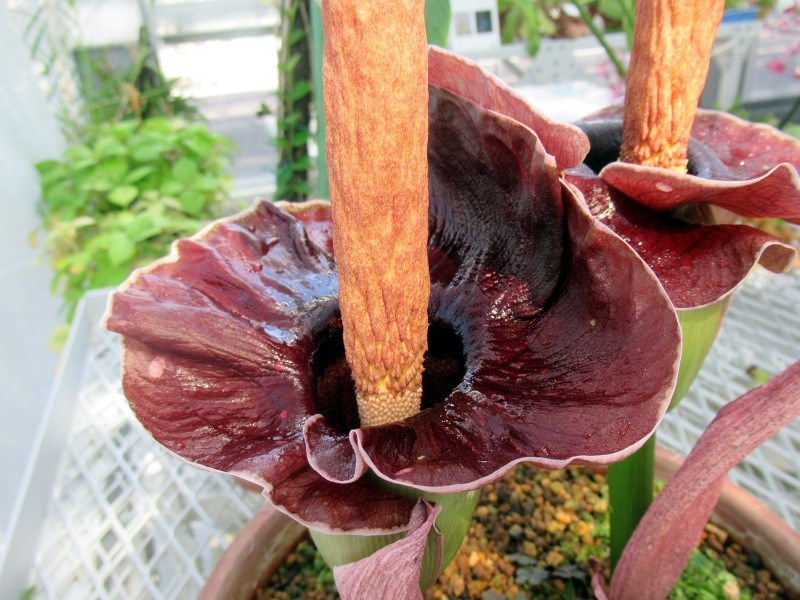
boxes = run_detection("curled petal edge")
[600,161,800,225]
[305,414,368,484]
[349,182,681,495]
[428,45,589,171]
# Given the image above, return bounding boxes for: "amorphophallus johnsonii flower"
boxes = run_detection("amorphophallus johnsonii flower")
[103,44,682,581]
[567,113,800,408]
[569,112,800,310]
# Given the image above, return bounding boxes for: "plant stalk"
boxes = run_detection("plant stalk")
[574,1,627,78]
[609,0,726,572]
[608,433,656,571]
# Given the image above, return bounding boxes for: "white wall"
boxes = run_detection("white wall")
[0,0,64,562]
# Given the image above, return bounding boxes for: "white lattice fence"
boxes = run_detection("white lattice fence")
[25,267,800,598]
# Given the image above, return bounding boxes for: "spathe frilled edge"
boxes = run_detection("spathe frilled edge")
[580,105,800,224]
[565,168,798,310]
[600,161,800,224]
[427,46,589,172]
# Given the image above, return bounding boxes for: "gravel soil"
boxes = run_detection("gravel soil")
[258,464,788,599]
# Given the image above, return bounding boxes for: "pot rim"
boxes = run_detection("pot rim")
[201,445,800,599]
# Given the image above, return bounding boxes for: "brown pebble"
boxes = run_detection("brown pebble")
[450,574,465,596]
[522,541,539,557]
[545,550,564,566]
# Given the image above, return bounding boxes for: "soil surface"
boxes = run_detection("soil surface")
[258,464,788,599]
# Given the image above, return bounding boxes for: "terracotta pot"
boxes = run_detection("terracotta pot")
[654,447,800,597]
[200,506,307,600]
[201,446,800,599]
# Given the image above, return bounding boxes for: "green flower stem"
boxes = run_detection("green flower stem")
[310,480,480,589]
[609,297,729,571]
[671,300,730,410]
[310,0,329,199]
[608,432,656,571]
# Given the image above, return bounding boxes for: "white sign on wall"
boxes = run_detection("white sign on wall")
[447,0,502,55]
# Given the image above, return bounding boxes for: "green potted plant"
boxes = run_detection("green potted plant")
[101,0,799,597]
[35,117,234,325]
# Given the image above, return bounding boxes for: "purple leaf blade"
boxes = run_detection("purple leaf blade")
[606,361,800,600]
[333,499,443,600]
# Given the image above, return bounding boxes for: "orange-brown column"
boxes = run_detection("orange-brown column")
[321,0,430,427]
[621,0,725,172]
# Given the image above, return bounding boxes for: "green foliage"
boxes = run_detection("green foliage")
[35,117,234,321]
[73,35,198,137]
[498,0,560,55]
[668,550,749,600]
[589,0,635,47]
[425,0,452,47]
[498,0,632,67]
[784,123,800,139]
[20,586,37,600]
[274,0,313,202]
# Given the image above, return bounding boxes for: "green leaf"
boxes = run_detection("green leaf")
[290,80,312,101]
[130,142,164,163]
[501,5,523,44]
[84,177,113,193]
[279,53,301,73]
[65,144,96,169]
[125,165,156,184]
[192,175,220,192]
[179,191,206,215]
[288,29,306,45]
[425,0,451,47]
[598,0,624,20]
[291,130,312,146]
[172,157,199,183]
[181,137,212,157]
[160,181,184,196]
[291,156,311,171]
[106,232,136,266]
[92,259,133,287]
[125,213,162,242]
[99,157,128,184]
[35,159,63,177]
[94,135,127,158]
[108,185,139,207]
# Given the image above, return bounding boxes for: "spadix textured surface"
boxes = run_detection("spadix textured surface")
[105,51,681,533]
[570,113,800,310]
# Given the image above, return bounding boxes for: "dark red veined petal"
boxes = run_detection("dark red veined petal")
[428,46,589,172]
[565,165,797,309]
[352,90,681,492]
